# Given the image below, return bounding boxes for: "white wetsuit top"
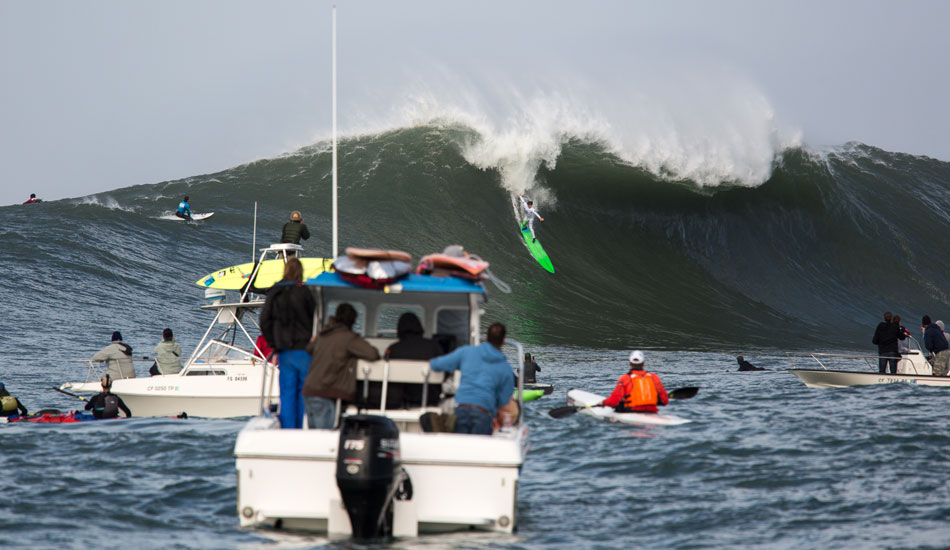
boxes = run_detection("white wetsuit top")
[519,195,542,238]
[519,196,541,226]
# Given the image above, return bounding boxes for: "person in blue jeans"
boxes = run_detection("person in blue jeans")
[430,323,514,435]
[260,258,316,429]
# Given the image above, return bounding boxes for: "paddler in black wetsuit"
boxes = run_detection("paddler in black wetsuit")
[736,356,766,371]
[0,382,29,417]
[84,375,132,419]
[522,352,541,383]
[280,211,310,245]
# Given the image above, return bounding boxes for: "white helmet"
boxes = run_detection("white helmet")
[628,350,645,365]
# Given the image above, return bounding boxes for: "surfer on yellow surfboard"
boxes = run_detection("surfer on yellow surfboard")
[518,192,544,243]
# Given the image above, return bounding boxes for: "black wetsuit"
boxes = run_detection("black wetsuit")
[737,359,765,371]
[84,392,132,418]
[523,359,541,383]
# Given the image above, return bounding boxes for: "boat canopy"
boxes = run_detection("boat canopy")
[305,272,485,294]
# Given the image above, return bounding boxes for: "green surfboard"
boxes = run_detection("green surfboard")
[520,225,555,273]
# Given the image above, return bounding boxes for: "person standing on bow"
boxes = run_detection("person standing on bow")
[518,192,544,243]
[150,328,182,376]
[175,196,192,221]
[871,311,904,374]
[303,303,380,429]
[92,331,137,380]
[599,350,669,413]
[84,374,132,419]
[0,383,29,418]
[922,315,950,376]
[280,211,310,245]
[260,258,316,429]
[429,323,515,435]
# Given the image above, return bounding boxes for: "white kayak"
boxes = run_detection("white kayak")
[566,388,691,426]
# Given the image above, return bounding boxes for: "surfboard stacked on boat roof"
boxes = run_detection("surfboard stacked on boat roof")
[331,246,492,289]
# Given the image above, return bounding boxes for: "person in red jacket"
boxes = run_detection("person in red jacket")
[600,350,669,413]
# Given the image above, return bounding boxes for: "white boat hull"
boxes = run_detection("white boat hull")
[567,389,691,426]
[234,417,526,534]
[789,368,950,389]
[61,362,279,418]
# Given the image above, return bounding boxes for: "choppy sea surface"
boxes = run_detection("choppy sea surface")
[4,349,950,550]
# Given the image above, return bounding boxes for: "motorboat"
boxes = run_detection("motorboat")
[233,267,529,536]
[57,243,329,417]
[787,334,950,388]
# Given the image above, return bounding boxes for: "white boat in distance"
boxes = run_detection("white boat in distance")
[788,335,950,388]
[57,244,318,417]
[234,268,529,536]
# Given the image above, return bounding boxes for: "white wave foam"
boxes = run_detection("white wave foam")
[74,195,137,212]
[334,66,802,201]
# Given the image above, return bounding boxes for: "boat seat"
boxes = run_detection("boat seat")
[356,359,451,410]
[365,337,397,356]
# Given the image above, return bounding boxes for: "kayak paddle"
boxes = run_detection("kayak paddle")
[53,386,88,402]
[547,386,699,419]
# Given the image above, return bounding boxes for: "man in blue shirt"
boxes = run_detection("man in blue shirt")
[175,196,192,221]
[430,323,514,435]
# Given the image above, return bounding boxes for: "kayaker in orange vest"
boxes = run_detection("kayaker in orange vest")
[599,350,669,413]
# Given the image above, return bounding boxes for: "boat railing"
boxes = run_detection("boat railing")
[343,339,525,431]
[787,349,931,375]
[240,243,305,301]
[72,357,157,384]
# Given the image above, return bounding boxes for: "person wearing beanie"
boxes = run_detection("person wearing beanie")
[151,328,183,376]
[91,331,136,380]
[280,211,310,245]
[599,350,669,413]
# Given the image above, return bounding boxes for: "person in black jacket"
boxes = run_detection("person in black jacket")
[872,311,905,374]
[260,257,316,429]
[386,313,442,360]
[84,375,132,419]
[280,211,310,245]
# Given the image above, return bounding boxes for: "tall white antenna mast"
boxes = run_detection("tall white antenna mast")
[331,5,339,259]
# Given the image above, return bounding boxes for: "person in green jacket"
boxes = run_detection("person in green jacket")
[150,328,183,375]
[280,211,310,245]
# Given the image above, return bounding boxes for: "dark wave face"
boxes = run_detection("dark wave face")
[3,128,949,353]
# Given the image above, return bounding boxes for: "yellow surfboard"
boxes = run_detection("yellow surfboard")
[196,257,333,290]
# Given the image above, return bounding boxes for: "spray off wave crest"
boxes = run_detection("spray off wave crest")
[349,70,802,201]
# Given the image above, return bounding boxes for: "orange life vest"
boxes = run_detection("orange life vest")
[621,371,658,409]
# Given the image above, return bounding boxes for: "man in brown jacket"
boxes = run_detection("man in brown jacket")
[302,303,380,428]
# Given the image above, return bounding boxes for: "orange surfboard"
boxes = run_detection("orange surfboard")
[345,247,412,263]
[417,254,490,279]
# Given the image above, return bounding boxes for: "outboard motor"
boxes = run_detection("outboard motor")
[336,414,408,538]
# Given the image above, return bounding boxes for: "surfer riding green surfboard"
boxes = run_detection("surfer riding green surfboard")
[518,192,554,273]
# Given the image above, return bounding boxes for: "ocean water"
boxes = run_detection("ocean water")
[4,350,950,549]
[3,128,950,548]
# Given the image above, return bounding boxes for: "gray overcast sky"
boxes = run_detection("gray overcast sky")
[2,0,949,205]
